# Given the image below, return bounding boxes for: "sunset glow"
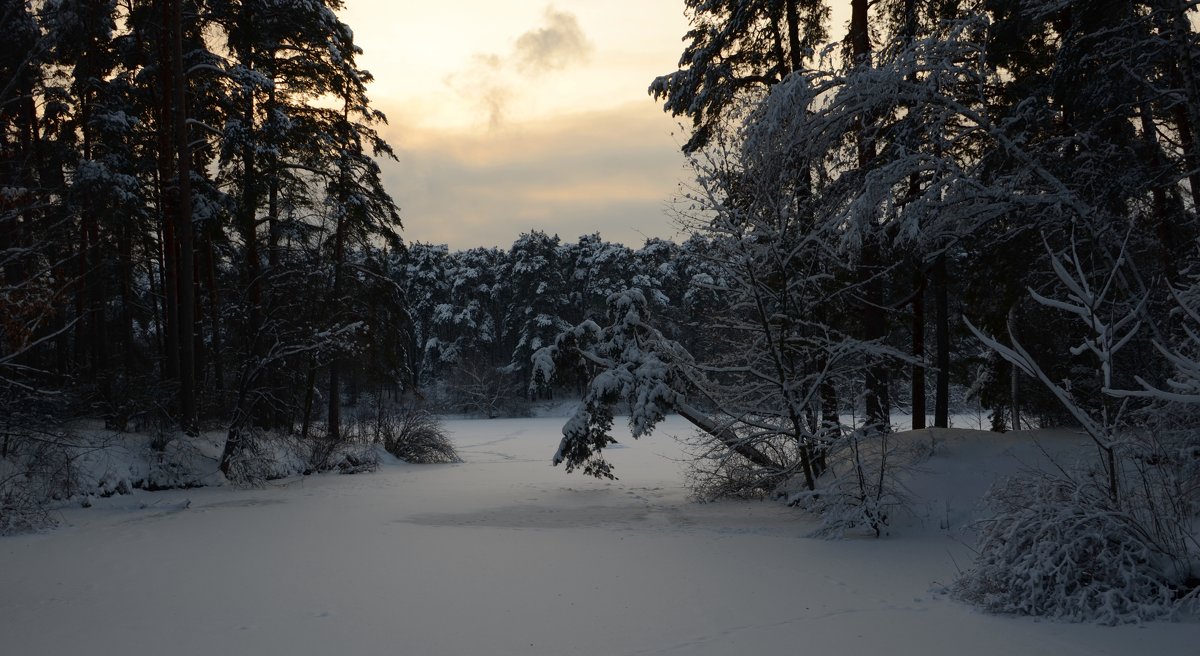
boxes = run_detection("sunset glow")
[338,1,692,249]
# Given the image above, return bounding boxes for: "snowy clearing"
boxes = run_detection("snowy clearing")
[1,416,1194,655]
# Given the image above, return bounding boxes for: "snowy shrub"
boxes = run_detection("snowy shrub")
[961,238,1200,622]
[319,440,380,475]
[223,431,309,486]
[1,460,55,534]
[681,428,793,502]
[954,473,1194,624]
[142,436,213,491]
[681,420,927,539]
[374,407,459,465]
[445,361,527,418]
[0,428,81,534]
[222,431,280,486]
[786,429,927,538]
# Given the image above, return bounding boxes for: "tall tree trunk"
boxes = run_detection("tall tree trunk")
[1164,0,1200,214]
[171,0,196,431]
[783,0,802,73]
[74,193,89,371]
[934,254,950,427]
[193,251,205,389]
[911,265,926,429]
[1171,97,1200,214]
[156,0,179,386]
[327,203,348,443]
[235,6,264,420]
[1007,303,1021,431]
[904,0,926,433]
[24,97,70,377]
[119,219,136,376]
[79,103,109,381]
[238,66,265,429]
[301,358,317,440]
[851,0,890,431]
[205,236,224,392]
[1139,98,1178,280]
[264,75,285,427]
[850,0,870,64]
[150,214,169,378]
[327,360,342,441]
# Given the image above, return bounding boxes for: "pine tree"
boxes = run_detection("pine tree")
[650,0,829,152]
[506,231,571,398]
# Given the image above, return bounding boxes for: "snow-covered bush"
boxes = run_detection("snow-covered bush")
[222,430,301,486]
[301,430,377,476]
[954,473,1193,624]
[0,428,81,534]
[681,418,919,539]
[680,419,798,502]
[372,407,459,465]
[444,361,527,418]
[1,458,57,534]
[789,427,931,538]
[141,435,217,491]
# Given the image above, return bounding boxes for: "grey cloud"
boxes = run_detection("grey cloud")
[514,8,592,73]
[445,5,593,128]
[454,54,509,129]
[378,103,686,249]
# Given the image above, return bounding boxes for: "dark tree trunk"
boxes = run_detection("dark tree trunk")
[327,204,348,442]
[205,236,224,392]
[784,0,802,73]
[1164,0,1200,215]
[1007,304,1021,431]
[74,210,89,370]
[156,0,179,386]
[911,265,926,430]
[934,254,950,428]
[301,359,317,440]
[150,214,169,379]
[904,0,926,432]
[266,78,282,274]
[1137,98,1178,281]
[119,219,136,375]
[236,12,263,398]
[193,251,205,390]
[171,0,196,431]
[327,362,342,441]
[851,0,890,432]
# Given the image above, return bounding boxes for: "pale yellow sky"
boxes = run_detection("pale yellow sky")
[338,1,853,249]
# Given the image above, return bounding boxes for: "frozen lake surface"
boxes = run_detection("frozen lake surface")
[0,416,1193,655]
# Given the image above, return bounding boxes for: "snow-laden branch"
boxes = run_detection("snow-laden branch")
[966,317,1114,450]
[536,289,785,479]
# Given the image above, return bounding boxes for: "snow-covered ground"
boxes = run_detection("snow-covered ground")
[0,416,1194,655]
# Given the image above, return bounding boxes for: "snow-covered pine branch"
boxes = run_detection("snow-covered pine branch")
[537,288,786,480]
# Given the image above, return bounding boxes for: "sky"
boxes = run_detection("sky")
[336,1,694,250]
